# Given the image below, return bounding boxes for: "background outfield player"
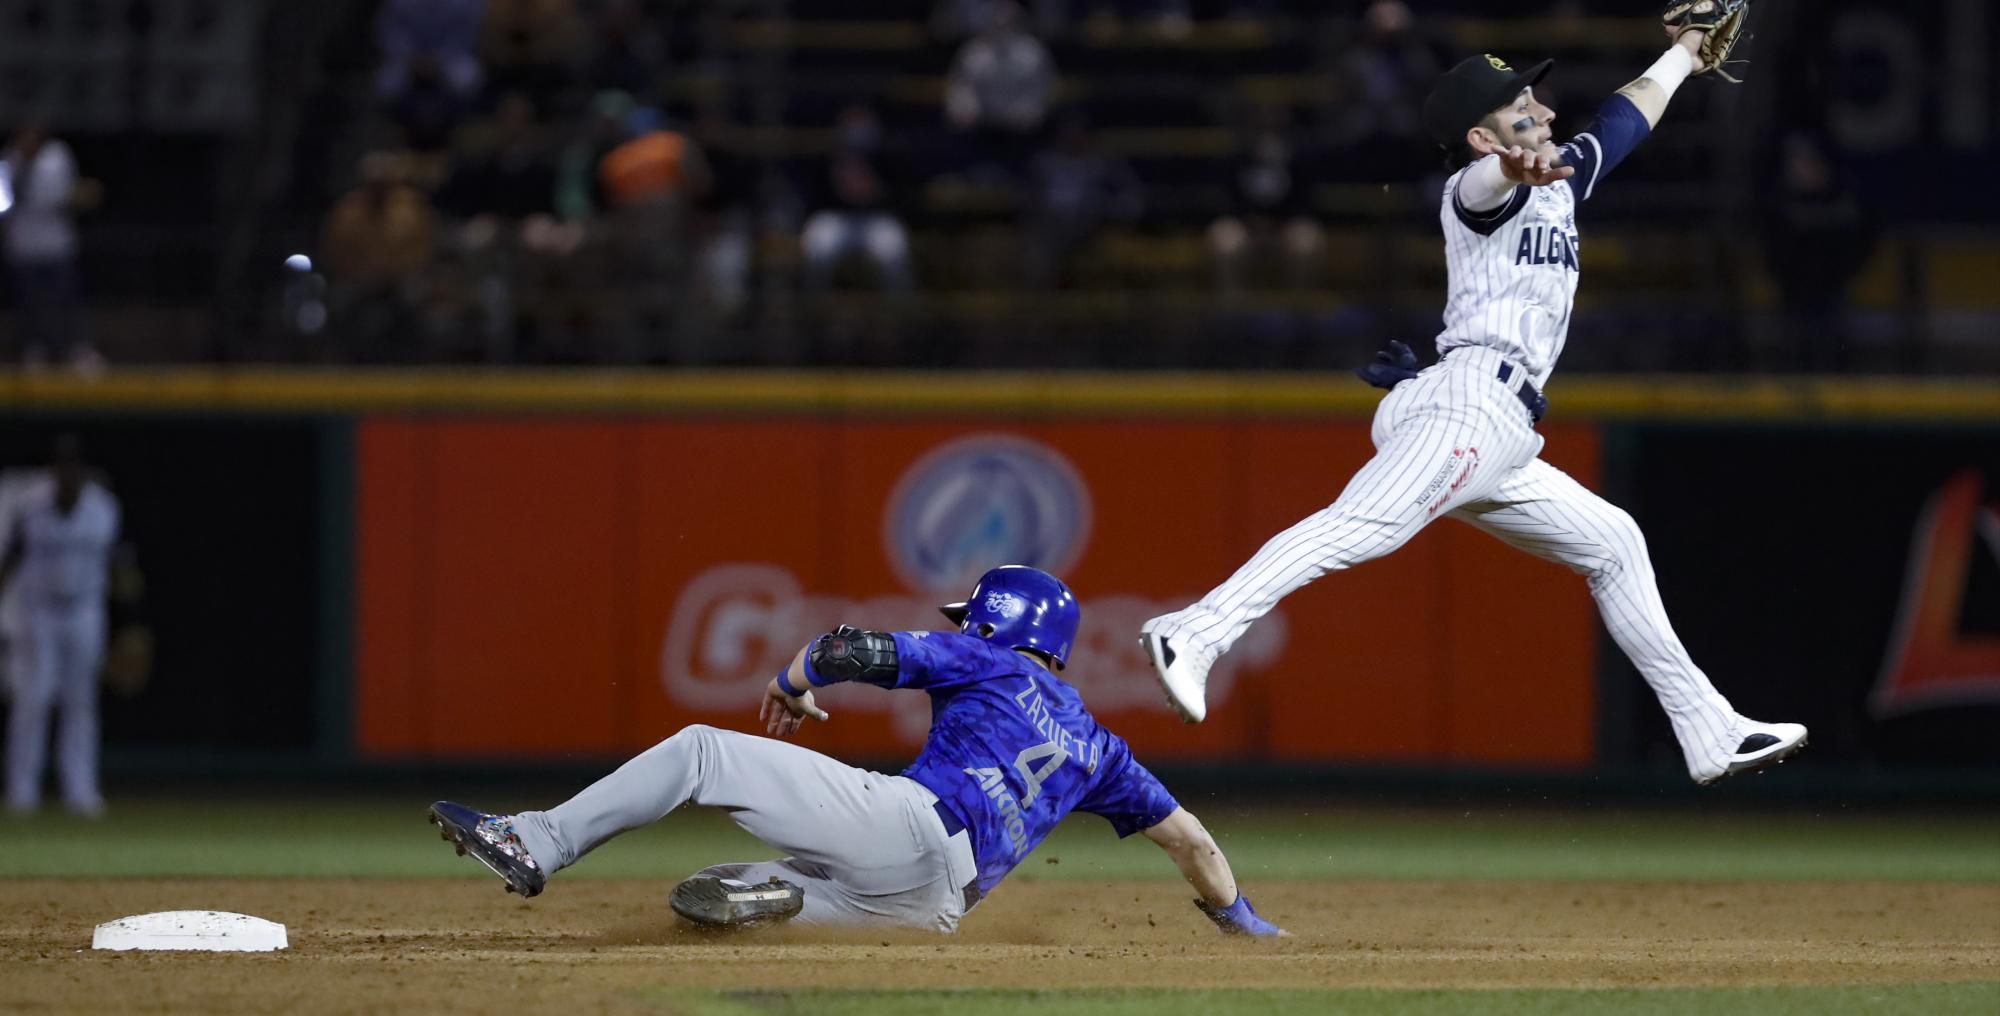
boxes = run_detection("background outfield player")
[2,436,121,816]
[431,565,1284,936]
[1140,9,1808,787]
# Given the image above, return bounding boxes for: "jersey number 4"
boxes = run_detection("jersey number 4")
[1012,741,1069,805]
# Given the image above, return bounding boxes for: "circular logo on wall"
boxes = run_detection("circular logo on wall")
[885,435,1092,597]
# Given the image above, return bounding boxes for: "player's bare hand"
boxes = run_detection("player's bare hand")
[1498,145,1574,187]
[761,679,829,737]
[1678,29,1712,74]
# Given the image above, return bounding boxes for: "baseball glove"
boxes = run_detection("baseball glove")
[1661,0,1753,83]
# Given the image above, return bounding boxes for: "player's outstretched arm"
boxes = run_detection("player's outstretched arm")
[1144,804,1232,900]
[1549,27,1707,200]
[1142,808,1287,937]
[1617,29,1706,129]
[1143,807,1236,902]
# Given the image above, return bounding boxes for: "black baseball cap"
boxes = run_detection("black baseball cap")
[1421,53,1554,149]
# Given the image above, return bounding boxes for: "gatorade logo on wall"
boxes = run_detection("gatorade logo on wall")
[354,416,1598,765]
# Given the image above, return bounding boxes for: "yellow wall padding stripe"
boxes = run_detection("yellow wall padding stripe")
[3,369,1996,421]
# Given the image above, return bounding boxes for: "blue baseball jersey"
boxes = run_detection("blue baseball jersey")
[834,631,1180,897]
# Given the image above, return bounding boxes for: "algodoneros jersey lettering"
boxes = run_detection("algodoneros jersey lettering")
[1434,159,1581,385]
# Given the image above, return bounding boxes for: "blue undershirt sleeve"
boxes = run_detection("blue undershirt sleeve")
[1561,93,1651,201]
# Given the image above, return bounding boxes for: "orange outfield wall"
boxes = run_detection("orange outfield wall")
[355,416,1601,767]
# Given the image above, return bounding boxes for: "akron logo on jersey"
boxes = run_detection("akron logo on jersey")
[885,435,1092,597]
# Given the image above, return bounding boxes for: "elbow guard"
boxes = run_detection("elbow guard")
[806,625,899,687]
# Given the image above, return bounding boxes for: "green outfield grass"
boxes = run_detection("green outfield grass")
[651,985,2000,1016]
[3,798,1998,882]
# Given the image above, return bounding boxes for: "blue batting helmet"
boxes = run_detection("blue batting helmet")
[938,565,1080,669]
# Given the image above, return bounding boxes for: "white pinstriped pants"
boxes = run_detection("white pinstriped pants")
[1156,347,1743,773]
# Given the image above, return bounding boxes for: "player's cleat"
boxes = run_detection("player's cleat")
[1194,893,1289,938]
[668,875,805,929]
[1693,721,1809,786]
[428,801,546,898]
[1139,621,1212,724]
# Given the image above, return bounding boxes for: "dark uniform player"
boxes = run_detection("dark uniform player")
[431,565,1284,936]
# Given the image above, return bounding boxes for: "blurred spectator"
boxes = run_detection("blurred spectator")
[1320,0,1441,181]
[555,90,637,222]
[597,107,710,213]
[376,0,484,104]
[438,93,557,221]
[1209,108,1324,296]
[586,1,663,97]
[2,122,99,372]
[801,106,914,296]
[482,0,584,102]
[1024,114,1143,289]
[321,152,439,360]
[1760,133,1877,371]
[433,93,560,361]
[324,153,439,285]
[392,53,478,154]
[945,1,1056,180]
[687,103,761,335]
[594,106,714,362]
[2,435,120,818]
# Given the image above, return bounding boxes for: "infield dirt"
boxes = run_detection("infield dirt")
[3,879,1994,1013]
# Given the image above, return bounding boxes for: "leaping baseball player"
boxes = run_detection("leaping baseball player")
[1140,3,1808,786]
[431,565,1285,936]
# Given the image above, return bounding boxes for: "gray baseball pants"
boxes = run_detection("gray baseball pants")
[511,724,979,932]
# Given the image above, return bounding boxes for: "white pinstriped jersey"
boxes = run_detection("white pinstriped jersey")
[1433,134,1606,386]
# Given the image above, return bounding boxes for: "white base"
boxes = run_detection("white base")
[91,911,289,952]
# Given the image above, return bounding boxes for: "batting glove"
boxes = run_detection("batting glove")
[1194,894,1288,937]
[1355,339,1424,390]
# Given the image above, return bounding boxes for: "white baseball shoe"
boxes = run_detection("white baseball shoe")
[1140,619,1214,724]
[1691,719,1809,786]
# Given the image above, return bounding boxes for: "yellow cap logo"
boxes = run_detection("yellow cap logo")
[1485,54,1512,71]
